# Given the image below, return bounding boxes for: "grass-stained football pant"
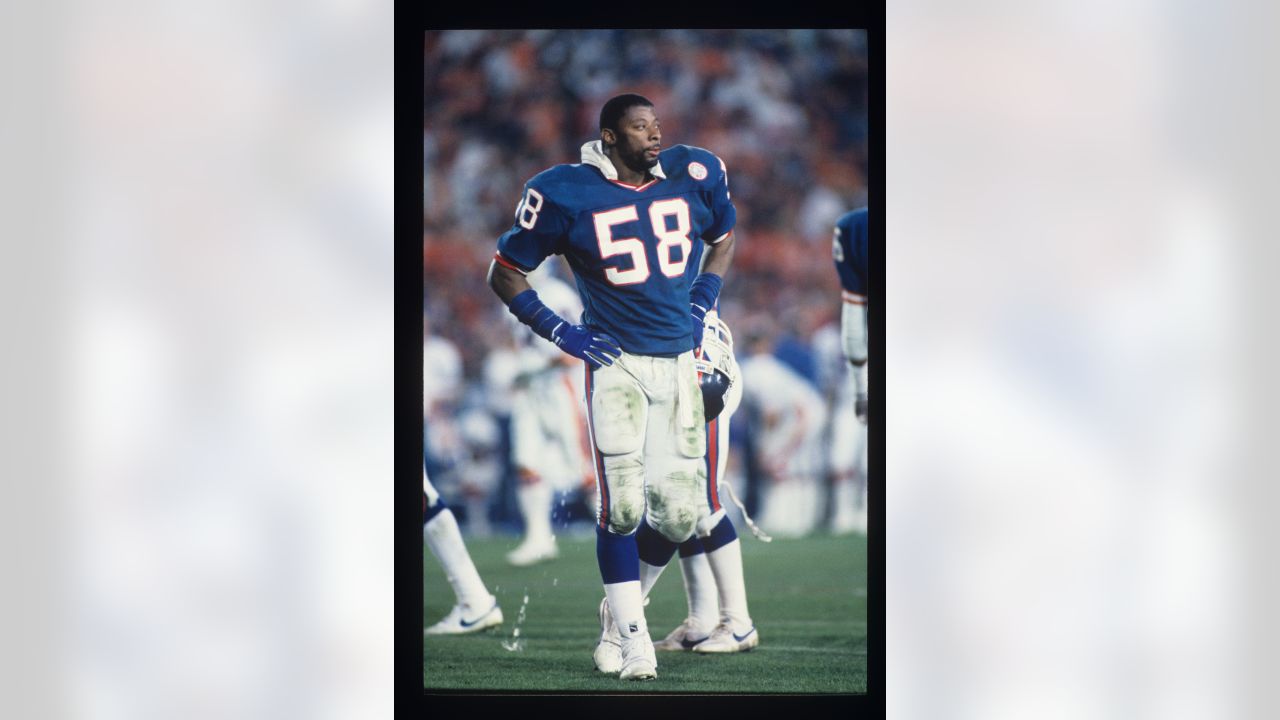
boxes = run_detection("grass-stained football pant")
[585,350,709,543]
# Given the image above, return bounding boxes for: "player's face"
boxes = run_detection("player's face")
[609,105,662,173]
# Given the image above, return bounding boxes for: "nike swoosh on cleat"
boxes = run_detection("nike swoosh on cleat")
[459,604,497,628]
[732,628,756,642]
[680,637,706,649]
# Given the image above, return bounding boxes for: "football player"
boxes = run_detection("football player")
[833,207,869,420]
[423,463,504,635]
[831,207,869,531]
[487,93,737,681]
[503,262,594,566]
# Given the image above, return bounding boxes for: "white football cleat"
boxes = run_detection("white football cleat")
[653,618,713,651]
[425,597,503,635]
[618,629,657,681]
[592,597,623,673]
[691,622,759,653]
[506,536,559,567]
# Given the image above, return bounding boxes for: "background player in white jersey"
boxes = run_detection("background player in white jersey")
[487,94,737,681]
[503,261,594,566]
[739,329,828,538]
[422,463,503,635]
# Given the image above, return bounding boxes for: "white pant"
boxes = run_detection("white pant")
[510,364,592,491]
[585,350,708,543]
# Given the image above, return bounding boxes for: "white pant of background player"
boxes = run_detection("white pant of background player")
[827,368,868,534]
[506,358,592,566]
[739,352,828,538]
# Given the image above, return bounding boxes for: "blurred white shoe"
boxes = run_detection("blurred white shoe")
[653,617,713,651]
[592,597,623,673]
[831,506,867,535]
[425,597,503,635]
[692,622,759,653]
[506,535,558,567]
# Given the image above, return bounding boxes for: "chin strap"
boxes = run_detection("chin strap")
[719,479,772,543]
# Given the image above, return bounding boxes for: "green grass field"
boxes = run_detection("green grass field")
[423,530,867,692]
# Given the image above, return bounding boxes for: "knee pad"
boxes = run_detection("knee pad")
[601,453,645,535]
[646,467,705,543]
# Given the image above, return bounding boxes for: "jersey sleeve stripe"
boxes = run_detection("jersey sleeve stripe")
[706,417,721,512]
[842,290,867,305]
[707,230,732,246]
[492,251,530,275]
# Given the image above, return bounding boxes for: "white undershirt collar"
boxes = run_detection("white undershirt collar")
[579,140,666,182]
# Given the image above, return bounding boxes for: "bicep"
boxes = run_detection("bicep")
[701,230,736,277]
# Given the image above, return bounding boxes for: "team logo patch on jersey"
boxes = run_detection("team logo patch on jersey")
[688,161,708,180]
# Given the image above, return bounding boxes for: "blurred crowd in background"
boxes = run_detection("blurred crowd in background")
[424,29,868,536]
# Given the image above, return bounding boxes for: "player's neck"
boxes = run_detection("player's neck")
[615,167,651,186]
[608,151,651,186]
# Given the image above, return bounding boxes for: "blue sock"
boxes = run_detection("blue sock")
[702,514,738,553]
[596,524,639,585]
[636,519,679,567]
[678,535,706,558]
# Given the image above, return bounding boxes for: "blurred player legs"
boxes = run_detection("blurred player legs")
[423,466,503,635]
[828,368,868,535]
[740,331,828,538]
[507,365,592,566]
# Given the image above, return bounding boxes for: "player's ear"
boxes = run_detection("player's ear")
[601,128,615,147]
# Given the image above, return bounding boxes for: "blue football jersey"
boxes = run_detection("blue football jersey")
[833,207,868,301]
[496,144,736,356]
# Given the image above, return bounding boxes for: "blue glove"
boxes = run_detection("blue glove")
[508,289,622,369]
[550,322,622,369]
[688,272,723,340]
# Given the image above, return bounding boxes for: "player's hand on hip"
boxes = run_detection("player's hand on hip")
[552,323,622,369]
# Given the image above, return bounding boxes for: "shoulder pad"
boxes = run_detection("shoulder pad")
[661,145,726,183]
[837,207,868,234]
[524,164,600,211]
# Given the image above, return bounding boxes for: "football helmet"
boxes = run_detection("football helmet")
[692,310,741,421]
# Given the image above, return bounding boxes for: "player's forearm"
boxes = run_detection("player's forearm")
[487,260,533,304]
[700,231,736,279]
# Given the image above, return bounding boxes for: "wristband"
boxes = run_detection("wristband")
[508,289,566,343]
